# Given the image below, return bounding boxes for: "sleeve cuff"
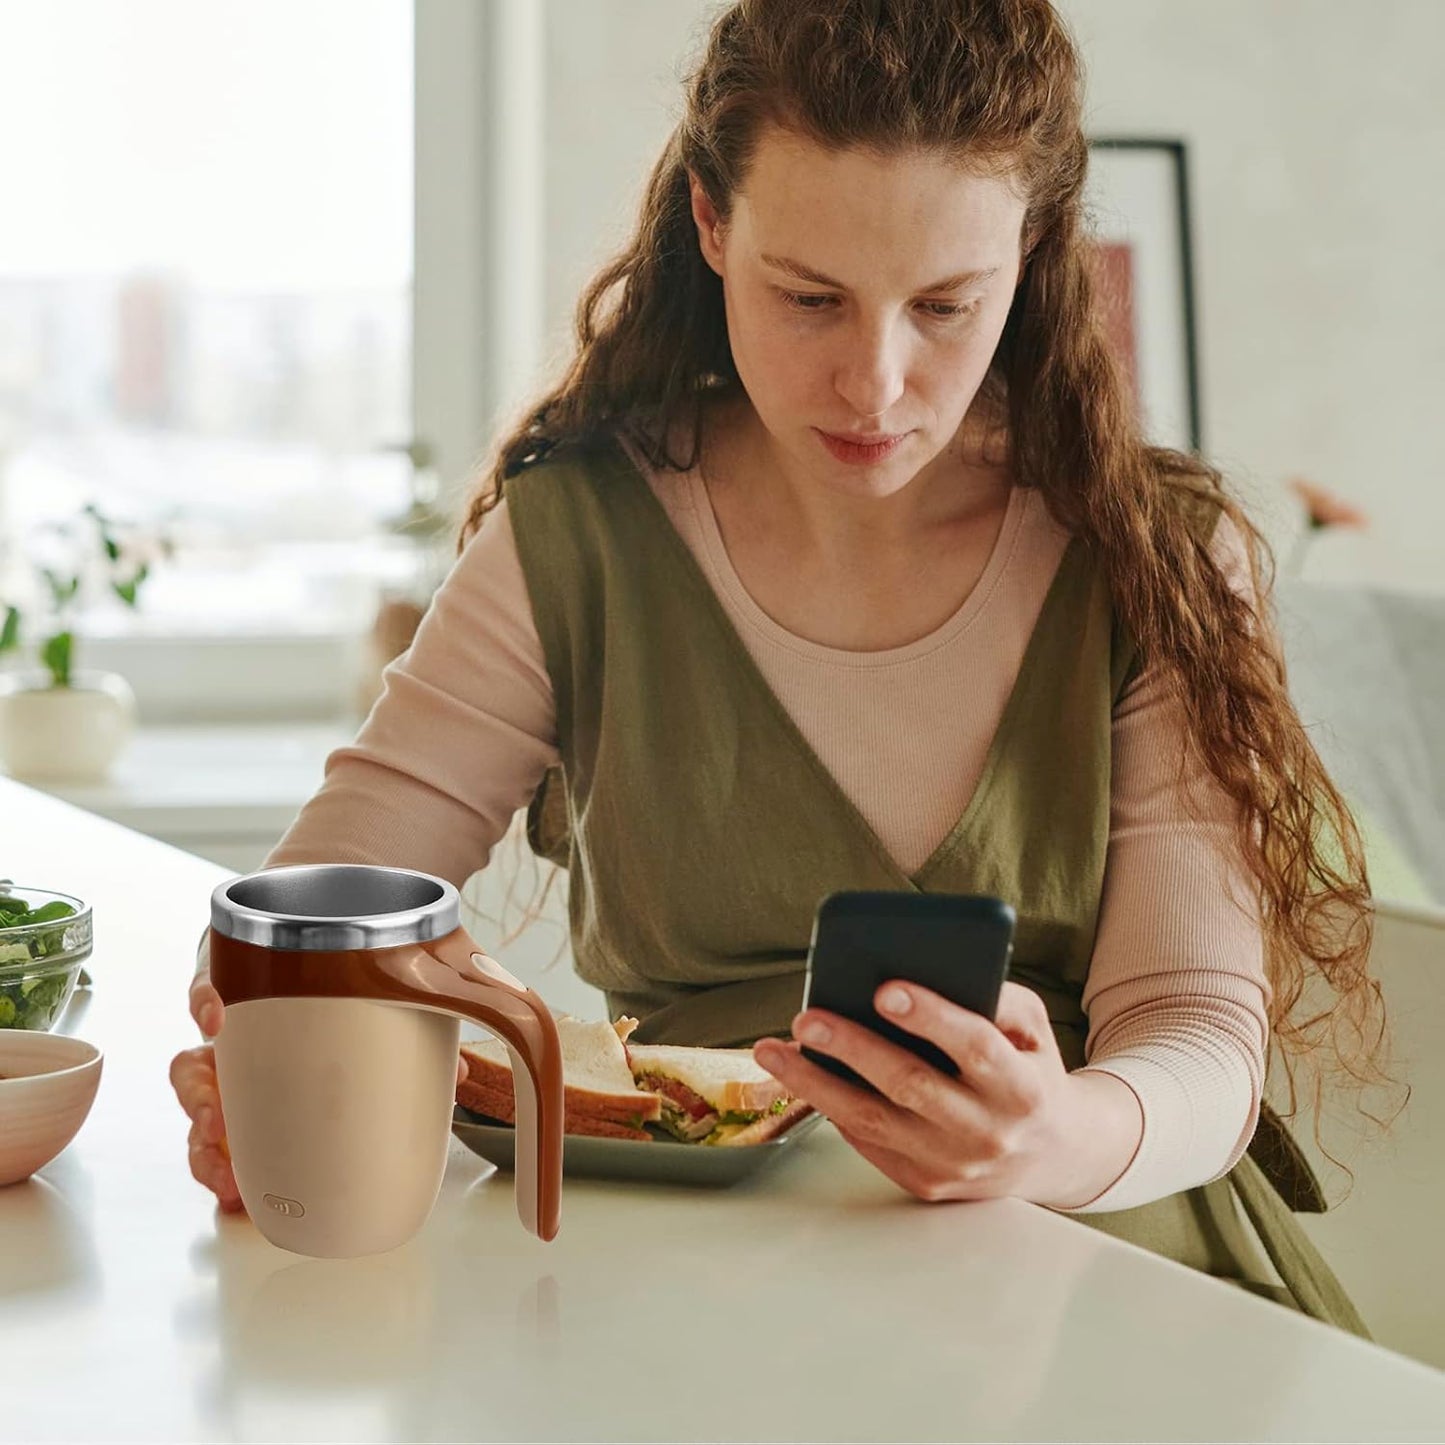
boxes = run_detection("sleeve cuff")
[1051,1058,1192,1215]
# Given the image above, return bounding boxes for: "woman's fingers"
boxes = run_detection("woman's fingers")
[169,1046,223,1124]
[177,971,244,1213]
[170,1047,228,1135]
[861,979,1058,1117]
[195,1099,224,1145]
[187,1115,242,1208]
[172,1042,244,1211]
[169,1045,213,1106]
[990,981,1053,1052]
[188,974,224,1039]
[189,1128,242,1210]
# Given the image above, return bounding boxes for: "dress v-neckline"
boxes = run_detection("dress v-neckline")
[602,428,1081,890]
[685,441,1026,665]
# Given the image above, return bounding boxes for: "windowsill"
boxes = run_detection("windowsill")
[16,718,355,840]
[1,532,443,722]
[13,629,374,724]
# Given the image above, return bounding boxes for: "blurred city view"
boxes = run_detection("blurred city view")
[0,0,415,635]
[0,274,411,535]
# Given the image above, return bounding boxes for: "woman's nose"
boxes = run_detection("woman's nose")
[833,322,908,422]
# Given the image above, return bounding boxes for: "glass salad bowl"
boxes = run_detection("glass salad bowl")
[0,885,92,1031]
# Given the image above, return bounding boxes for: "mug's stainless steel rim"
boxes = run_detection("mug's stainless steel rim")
[210,864,461,951]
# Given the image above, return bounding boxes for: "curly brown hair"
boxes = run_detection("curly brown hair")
[458,0,1402,1173]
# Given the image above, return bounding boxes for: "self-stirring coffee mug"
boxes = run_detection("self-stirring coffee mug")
[209,864,564,1258]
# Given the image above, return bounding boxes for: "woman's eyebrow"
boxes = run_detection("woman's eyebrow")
[760,253,999,293]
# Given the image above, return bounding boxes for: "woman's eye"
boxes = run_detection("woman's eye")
[776,290,976,321]
[919,300,977,320]
[778,290,836,312]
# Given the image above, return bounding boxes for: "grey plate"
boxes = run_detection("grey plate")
[451,1106,823,1187]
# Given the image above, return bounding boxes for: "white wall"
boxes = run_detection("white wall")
[415,0,546,505]
[1059,0,1445,588]
[538,0,1444,591]
[541,1,707,376]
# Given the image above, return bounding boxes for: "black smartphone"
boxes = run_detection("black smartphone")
[800,890,1015,1090]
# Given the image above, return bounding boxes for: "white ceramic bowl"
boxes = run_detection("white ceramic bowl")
[0,1033,103,1187]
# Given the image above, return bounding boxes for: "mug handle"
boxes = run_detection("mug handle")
[413,930,564,1241]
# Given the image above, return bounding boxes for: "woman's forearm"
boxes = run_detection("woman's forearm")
[1029,1068,1145,1211]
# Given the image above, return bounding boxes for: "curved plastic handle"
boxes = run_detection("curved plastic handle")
[417,930,565,1241]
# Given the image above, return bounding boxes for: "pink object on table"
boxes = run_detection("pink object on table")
[0,1033,102,1186]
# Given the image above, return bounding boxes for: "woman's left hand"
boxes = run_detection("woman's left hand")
[752,980,1108,1208]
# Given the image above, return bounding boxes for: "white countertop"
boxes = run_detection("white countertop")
[4,778,1444,1443]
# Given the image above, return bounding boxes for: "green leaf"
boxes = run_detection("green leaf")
[0,605,19,653]
[23,901,74,926]
[41,631,72,687]
[85,503,124,563]
[41,569,81,608]
[113,563,149,607]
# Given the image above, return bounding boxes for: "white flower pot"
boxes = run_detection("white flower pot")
[0,670,138,783]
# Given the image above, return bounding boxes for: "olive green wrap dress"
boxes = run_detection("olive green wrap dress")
[503,431,1367,1338]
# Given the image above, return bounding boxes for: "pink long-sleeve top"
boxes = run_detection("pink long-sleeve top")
[249,430,1271,1215]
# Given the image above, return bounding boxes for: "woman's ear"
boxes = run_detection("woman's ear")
[1013,237,1032,288]
[688,173,727,275]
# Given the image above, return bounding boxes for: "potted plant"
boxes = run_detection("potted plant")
[0,503,172,783]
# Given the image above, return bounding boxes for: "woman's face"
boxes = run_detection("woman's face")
[692,128,1028,503]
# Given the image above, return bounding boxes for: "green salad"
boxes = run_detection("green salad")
[0,893,82,1030]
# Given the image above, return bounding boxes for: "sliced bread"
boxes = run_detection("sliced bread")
[459,1014,661,1128]
[624,1042,790,1114]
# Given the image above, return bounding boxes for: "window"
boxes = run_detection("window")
[0,0,418,640]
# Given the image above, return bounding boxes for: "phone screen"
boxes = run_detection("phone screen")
[800,890,1014,1090]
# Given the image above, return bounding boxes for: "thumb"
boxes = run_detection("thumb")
[189,977,224,1040]
[992,980,1052,1053]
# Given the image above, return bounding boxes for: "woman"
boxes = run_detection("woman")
[171,0,1397,1334]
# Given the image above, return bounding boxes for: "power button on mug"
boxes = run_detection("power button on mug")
[263,1194,306,1218]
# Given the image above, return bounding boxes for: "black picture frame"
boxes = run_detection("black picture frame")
[1084,137,1203,454]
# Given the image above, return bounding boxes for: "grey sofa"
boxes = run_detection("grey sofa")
[1274,580,1444,907]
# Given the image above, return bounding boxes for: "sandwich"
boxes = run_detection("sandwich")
[457,1015,661,1141]
[625,1042,814,1146]
[456,1015,813,1146]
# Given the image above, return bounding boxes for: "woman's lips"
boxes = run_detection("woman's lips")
[815,429,907,464]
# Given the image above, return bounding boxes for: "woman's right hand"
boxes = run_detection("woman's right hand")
[169,972,245,1214]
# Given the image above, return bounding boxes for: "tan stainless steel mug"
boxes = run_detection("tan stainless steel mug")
[208,864,564,1257]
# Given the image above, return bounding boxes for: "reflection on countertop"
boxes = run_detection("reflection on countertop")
[0,1174,103,1307]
